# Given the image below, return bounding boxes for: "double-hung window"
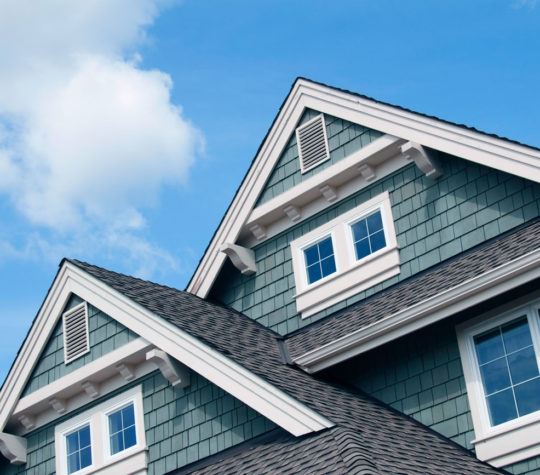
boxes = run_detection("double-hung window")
[291,192,399,318]
[457,297,540,467]
[55,386,146,475]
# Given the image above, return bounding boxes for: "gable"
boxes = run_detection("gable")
[255,109,383,206]
[187,78,540,300]
[21,295,138,397]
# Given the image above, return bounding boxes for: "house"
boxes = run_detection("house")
[0,78,539,474]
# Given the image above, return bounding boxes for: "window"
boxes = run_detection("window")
[303,236,336,284]
[65,425,92,474]
[55,386,146,475]
[108,403,137,455]
[457,297,540,467]
[291,192,399,318]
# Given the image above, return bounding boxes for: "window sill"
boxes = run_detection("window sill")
[98,446,147,474]
[294,245,400,318]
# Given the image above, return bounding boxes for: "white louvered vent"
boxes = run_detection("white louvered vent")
[63,302,90,364]
[296,114,330,173]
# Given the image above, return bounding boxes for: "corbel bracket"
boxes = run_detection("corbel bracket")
[319,184,338,203]
[283,205,302,223]
[146,349,190,388]
[249,224,267,241]
[81,381,100,399]
[0,432,27,465]
[49,397,67,415]
[18,414,35,431]
[115,362,135,382]
[220,243,257,275]
[401,141,442,179]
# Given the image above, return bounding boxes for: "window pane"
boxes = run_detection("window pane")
[304,245,319,266]
[66,432,79,455]
[318,237,333,259]
[307,264,322,284]
[123,425,137,450]
[351,219,368,241]
[79,446,92,470]
[366,211,383,234]
[355,239,370,260]
[67,453,80,474]
[514,377,540,417]
[502,317,533,354]
[110,431,124,455]
[320,256,336,277]
[109,410,123,435]
[370,230,386,253]
[78,425,91,449]
[475,328,504,364]
[122,405,135,428]
[507,347,539,385]
[486,389,517,426]
[480,357,511,395]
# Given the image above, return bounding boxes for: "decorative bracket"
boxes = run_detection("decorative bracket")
[146,349,190,388]
[48,397,67,415]
[249,224,267,240]
[401,141,443,179]
[358,164,376,182]
[81,381,100,399]
[319,184,337,203]
[220,243,257,275]
[18,414,35,431]
[283,205,302,223]
[115,362,135,382]
[0,432,27,465]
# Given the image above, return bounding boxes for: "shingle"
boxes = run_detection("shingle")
[64,258,504,474]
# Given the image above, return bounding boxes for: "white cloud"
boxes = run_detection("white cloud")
[0,0,202,273]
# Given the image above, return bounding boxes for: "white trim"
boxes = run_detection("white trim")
[290,192,399,318]
[0,261,333,438]
[145,349,190,388]
[456,297,540,467]
[55,385,147,475]
[188,78,540,298]
[0,432,27,465]
[10,338,153,435]
[294,248,540,373]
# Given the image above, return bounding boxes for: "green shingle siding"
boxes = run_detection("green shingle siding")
[22,295,138,396]
[210,156,540,335]
[506,456,540,475]
[255,109,383,206]
[5,371,275,474]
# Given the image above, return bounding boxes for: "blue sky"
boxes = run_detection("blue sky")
[1,0,539,382]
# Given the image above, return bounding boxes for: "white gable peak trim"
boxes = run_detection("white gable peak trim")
[0,261,333,438]
[188,78,540,299]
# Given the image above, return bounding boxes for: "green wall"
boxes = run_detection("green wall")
[22,295,138,396]
[2,370,276,474]
[211,156,540,335]
[255,108,383,206]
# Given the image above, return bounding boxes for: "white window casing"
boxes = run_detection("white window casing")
[291,191,399,318]
[63,303,90,364]
[296,114,330,173]
[457,295,540,467]
[55,385,147,475]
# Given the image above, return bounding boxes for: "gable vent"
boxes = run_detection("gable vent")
[63,302,90,364]
[296,114,330,173]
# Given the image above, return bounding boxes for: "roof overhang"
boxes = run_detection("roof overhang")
[187,78,540,299]
[0,261,333,438]
[293,248,540,373]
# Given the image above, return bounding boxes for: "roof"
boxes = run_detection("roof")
[66,258,502,474]
[287,217,540,360]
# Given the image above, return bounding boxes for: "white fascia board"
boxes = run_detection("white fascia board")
[0,262,333,437]
[187,78,540,299]
[294,249,540,373]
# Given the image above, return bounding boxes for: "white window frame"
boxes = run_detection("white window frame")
[457,295,540,467]
[55,385,147,475]
[291,191,399,318]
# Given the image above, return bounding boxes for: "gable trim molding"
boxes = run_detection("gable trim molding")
[0,261,333,438]
[187,78,540,299]
[293,248,540,373]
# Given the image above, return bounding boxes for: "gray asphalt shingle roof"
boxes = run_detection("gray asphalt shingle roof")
[287,218,540,360]
[65,258,504,474]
